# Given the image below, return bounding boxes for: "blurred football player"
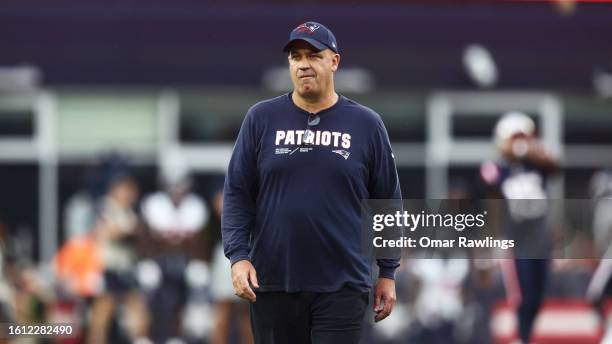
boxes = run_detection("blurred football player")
[141,166,209,342]
[480,112,559,344]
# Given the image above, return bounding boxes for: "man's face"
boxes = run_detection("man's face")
[288,40,339,100]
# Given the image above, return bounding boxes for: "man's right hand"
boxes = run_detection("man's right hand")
[231,260,259,302]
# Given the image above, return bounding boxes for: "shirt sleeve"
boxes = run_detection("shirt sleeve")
[222,108,259,266]
[368,116,402,280]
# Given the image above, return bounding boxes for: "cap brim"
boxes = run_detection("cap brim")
[283,38,328,53]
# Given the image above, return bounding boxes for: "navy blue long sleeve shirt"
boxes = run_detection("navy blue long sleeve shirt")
[222,93,401,293]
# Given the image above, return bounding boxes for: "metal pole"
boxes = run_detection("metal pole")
[36,91,58,263]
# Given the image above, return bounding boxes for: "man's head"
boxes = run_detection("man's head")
[283,22,340,100]
[494,111,536,148]
[494,111,537,160]
[107,174,138,208]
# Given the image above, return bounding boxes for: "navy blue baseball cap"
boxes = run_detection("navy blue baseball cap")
[283,22,339,54]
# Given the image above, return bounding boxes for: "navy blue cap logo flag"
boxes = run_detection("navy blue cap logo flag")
[295,22,321,34]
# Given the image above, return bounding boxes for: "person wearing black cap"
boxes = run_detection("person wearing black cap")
[222,21,401,343]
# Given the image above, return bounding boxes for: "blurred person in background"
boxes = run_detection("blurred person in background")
[586,169,612,342]
[480,112,559,344]
[1,218,56,340]
[466,259,506,344]
[63,154,133,241]
[409,257,470,344]
[54,155,138,341]
[63,174,96,241]
[140,164,210,343]
[210,189,253,344]
[395,181,474,344]
[55,225,104,300]
[589,170,612,255]
[87,173,150,344]
[223,21,401,343]
[54,227,104,342]
[0,215,16,335]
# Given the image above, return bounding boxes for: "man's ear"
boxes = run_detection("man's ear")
[331,53,340,72]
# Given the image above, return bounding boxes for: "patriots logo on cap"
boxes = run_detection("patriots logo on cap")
[295,22,321,34]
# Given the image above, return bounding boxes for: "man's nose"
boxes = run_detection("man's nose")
[296,59,311,70]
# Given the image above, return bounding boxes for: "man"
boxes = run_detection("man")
[480,112,559,344]
[222,21,401,343]
[88,174,150,343]
[141,168,209,342]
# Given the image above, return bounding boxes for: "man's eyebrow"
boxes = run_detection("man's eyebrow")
[289,49,319,55]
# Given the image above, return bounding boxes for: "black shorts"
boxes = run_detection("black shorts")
[249,285,369,344]
[104,270,136,294]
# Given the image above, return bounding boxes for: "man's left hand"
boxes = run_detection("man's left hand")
[373,277,396,322]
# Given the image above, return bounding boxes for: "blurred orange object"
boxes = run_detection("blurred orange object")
[54,235,103,297]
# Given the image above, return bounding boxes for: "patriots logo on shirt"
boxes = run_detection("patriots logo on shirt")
[332,150,350,160]
[295,23,320,34]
